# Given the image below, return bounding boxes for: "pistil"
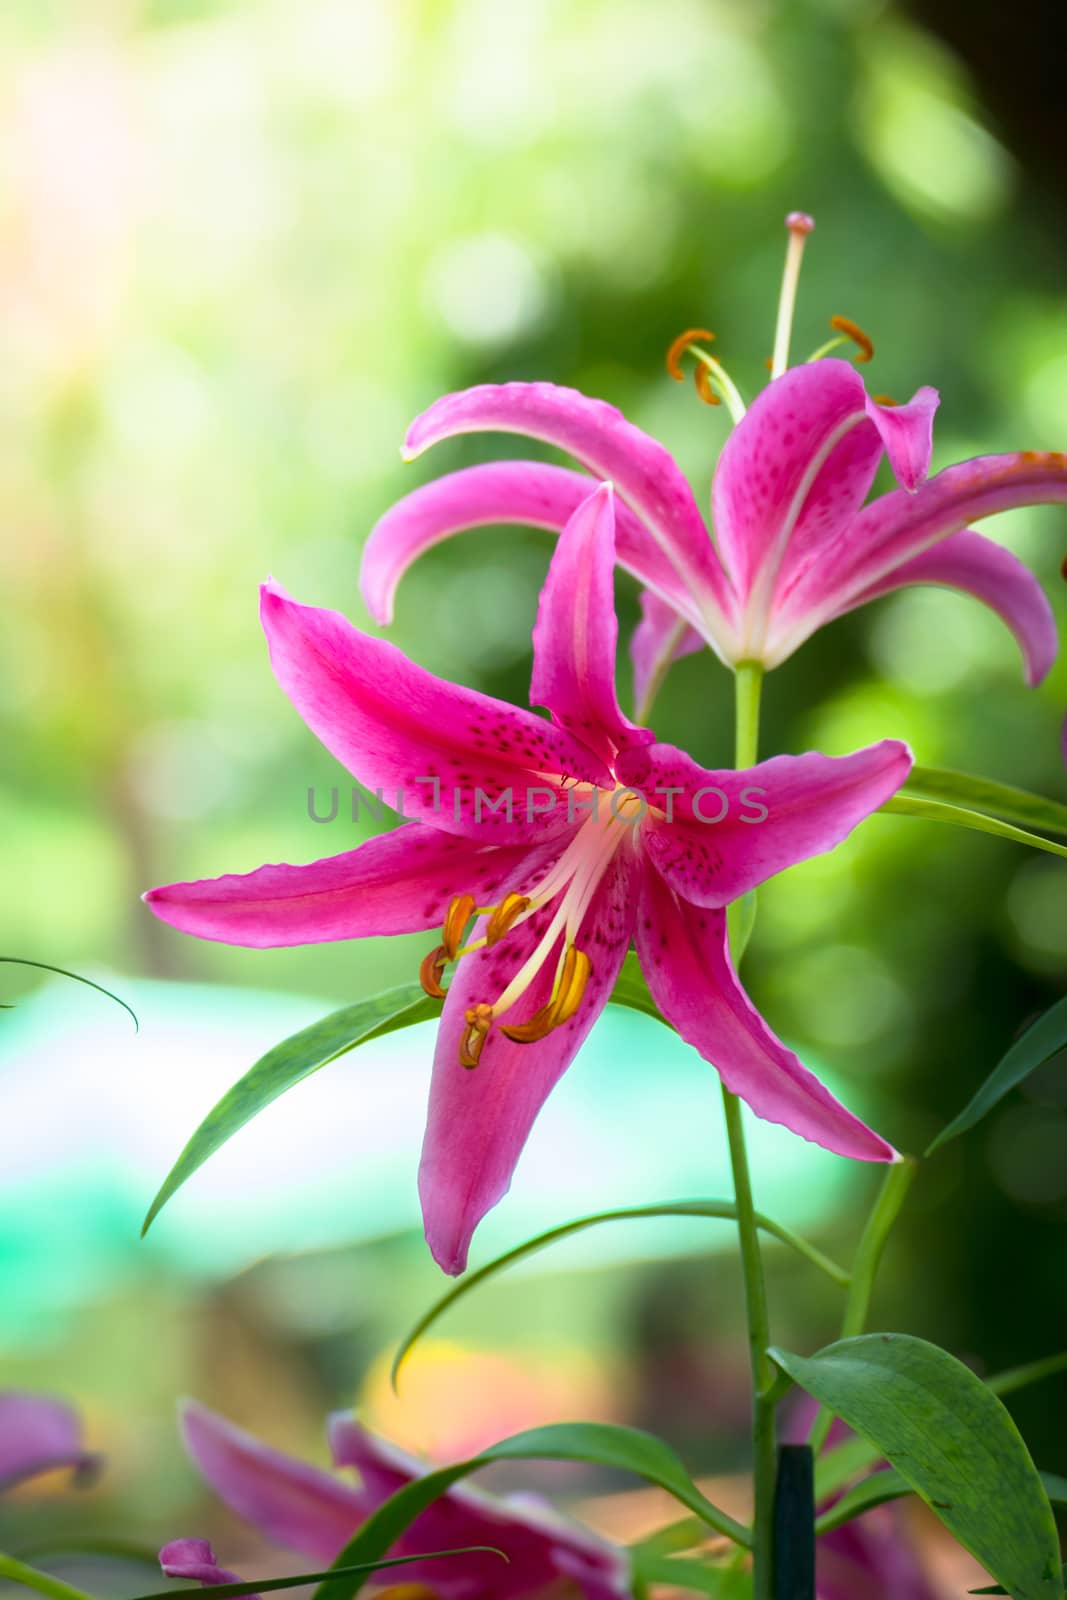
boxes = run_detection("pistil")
[770,211,815,380]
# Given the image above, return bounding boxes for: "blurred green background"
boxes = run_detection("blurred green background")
[1,0,1064,1582]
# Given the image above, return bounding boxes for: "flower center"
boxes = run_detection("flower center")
[418,784,643,1067]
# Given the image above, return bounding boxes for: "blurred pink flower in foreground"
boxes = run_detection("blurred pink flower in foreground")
[161,1399,631,1600]
[147,484,909,1271]
[362,215,1066,713]
[0,1391,100,1493]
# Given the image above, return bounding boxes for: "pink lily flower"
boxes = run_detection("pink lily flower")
[160,1399,631,1600]
[0,1391,101,1493]
[361,214,1065,714]
[146,483,910,1273]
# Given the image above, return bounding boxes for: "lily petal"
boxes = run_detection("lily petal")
[630,589,703,719]
[0,1392,100,1493]
[830,527,1057,687]
[179,1400,364,1562]
[402,382,737,647]
[328,1418,632,1600]
[159,1540,250,1592]
[617,742,912,908]
[773,450,1067,656]
[261,580,611,841]
[531,484,649,762]
[359,461,704,630]
[144,824,534,948]
[712,361,939,607]
[419,849,638,1275]
[636,872,895,1161]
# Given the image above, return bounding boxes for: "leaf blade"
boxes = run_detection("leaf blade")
[880,795,1067,861]
[928,996,1067,1154]
[312,1421,751,1600]
[141,985,440,1234]
[770,1334,1062,1600]
[903,766,1067,838]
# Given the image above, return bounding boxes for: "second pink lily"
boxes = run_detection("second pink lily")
[362,214,1066,715]
[147,485,910,1273]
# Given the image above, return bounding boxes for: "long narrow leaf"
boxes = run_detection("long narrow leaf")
[128,1549,505,1600]
[928,997,1067,1154]
[141,985,439,1234]
[880,796,1067,861]
[0,958,138,1031]
[904,767,1067,838]
[392,1201,848,1387]
[312,1422,752,1600]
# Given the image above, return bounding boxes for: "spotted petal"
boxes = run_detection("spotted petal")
[636,871,895,1161]
[360,461,705,630]
[260,579,611,842]
[616,741,912,908]
[419,848,639,1275]
[403,381,737,650]
[144,824,534,948]
[823,527,1057,687]
[712,360,938,608]
[772,450,1067,660]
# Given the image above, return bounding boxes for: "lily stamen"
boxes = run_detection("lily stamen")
[419,944,449,999]
[442,892,477,959]
[459,1002,493,1069]
[666,327,746,423]
[486,891,531,945]
[500,943,591,1043]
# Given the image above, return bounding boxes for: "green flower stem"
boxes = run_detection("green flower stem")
[727,660,776,1600]
[807,1157,917,1456]
[0,1554,95,1600]
[987,1349,1067,1398]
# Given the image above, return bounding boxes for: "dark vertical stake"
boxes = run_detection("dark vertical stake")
[772,1443,815,1600]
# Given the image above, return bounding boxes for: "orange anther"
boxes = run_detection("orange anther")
[460,1003,493,1069]
[829,314,874,363]
[666,327,716,381]
[419,945,449,1000]
[872,394,897,407]
[693,365,721,407]
[487,892,530,945]
[442,892,477,959]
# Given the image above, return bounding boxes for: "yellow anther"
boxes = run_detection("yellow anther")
[666,326,716,381]
[459,1003,494,1069]
[500,944,591,1042]
[419,944,449,1000]
[552,944,592,1025]
[486,892,531,945]
[872,393,897,407]
[829,314,874,363]
[374,1588,440,1599]
[442,893,477,960]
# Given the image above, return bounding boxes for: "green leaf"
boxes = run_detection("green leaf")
[815,1466,911,1533]
[632,1554,748,1596]
[607,950,668,1024]
[769,1334,1062,1600]
[391,1201,848,1387]
[126,1549,504,1600]
[0,957,139,1031]
[880,795,1067,861]
[971,1568,1067,1597]
[312,1421,752,1600]
[141,984,439,1234]
[813,1433,880,1503]
[903,766,1067,838]
[1041,1472,1067,1506]
[988,1351,1067,1398]
[927,996,1067,1155]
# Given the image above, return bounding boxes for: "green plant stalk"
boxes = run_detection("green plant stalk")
[727,660,776,1600]
[0,1554,94,1600]
[807,1157,917,1456]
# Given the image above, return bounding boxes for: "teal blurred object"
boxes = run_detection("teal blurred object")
[0,975,857,1341]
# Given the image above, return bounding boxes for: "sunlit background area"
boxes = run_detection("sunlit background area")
[1,0,1065,1588]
